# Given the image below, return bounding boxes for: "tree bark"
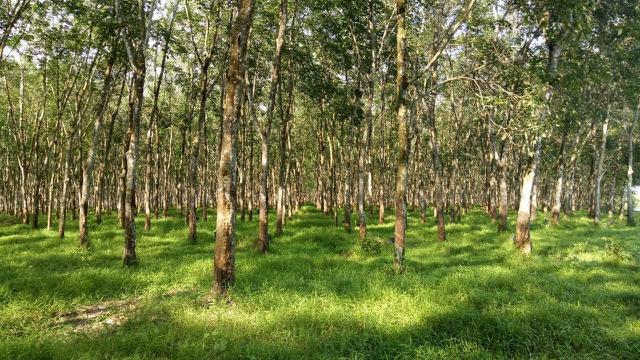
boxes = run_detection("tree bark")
[79,52,115,247]
[393,0,408,271]
[515,139,541,254]
[626,101,639,226]
[551,123,569,224]
[116,0,155,266]
[145,11,174,231]
[254,0,286,252]
[213,0,254,296]
[594,106,610,224]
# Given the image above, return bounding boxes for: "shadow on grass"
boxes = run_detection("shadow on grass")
[0,207,639,358]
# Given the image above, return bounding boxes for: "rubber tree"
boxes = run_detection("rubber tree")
[213,0,254,296]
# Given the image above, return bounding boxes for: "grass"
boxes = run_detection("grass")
[0,207,639,359]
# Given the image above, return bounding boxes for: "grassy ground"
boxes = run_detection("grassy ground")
[0,207,639,359]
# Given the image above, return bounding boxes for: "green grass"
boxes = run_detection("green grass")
[0,207,639,359]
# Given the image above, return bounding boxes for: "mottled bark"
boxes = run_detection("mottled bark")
[515,139,541,254]
[213,0,254,296]
[393,0,408,270]
[115,0,155,266]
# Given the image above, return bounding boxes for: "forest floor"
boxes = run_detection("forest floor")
[0,207,639,359]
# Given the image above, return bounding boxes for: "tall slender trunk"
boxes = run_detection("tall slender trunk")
[424,3,445,242]
[497,154,508,232]
[163,127,173,217]
[187,1,219,240]
[626,101,639,226]
[47,150,60,230]
[275,101,289,236]
[257,128,270,252]
[607,178,616,218]
[116,0,154,266]
[188,58,212,242]
[594,107,610,224]
[79,54,115,247]
[515,139,541,254]
[97,80,124,224]
[254,0,286,252]
[248,115,254,222]
[357,1,376,242]
[119,132,129,227]
[276,12,296,234]
[393,0,408,270]
[328,119,338,226]
[551,124,568,224]
[343,156,352,232]
[58,144,71,239]
[515,26,560,253]
[122,70,145,265]
[214,0,254,296]
[357,86,373,241]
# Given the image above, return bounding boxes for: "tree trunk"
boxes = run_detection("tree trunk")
[122,70,144,266]
[551,124,568,224]
[594,108,610,224]
[627,101,639,226]
[498,157,508,232]
[79,54,115,247]
[393,0,408,271]
[97,80,124,224]
[213,0,254,296]
[188,59,212,242]
[253,0,285,252]
[116,0,154,266]
[607,178,616,218]
[58,144,71,239]
[275,103,289,236]
[515,139,541,254]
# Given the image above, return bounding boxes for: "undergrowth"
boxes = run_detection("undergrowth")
[0,207,638,359]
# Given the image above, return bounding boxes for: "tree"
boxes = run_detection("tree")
[213,0,254,297]
[116,0,155,265]
[393,0,408,271]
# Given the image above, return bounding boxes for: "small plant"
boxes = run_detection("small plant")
[605,240,630,261]
[571,242,588,254]
[359,237,382,256]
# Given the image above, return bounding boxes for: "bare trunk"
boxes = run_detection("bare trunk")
[343,168,352,232]
[188,61,211,242]
[275,107,289,236]
[122,71,144,266]
[214,0,254,296]
[594,109,610,224]
[515,139,541,254]
[46,162,57,230]
[393,0,407,271]
[79,55,115,247]
[116,0,154,266]
[551,126,568,224]
[498,162,508,232]
[378,185,385,224]
[58,145,71,239]
[258,133,269,252]
[607,178,616,218]
[627,101,639,226]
